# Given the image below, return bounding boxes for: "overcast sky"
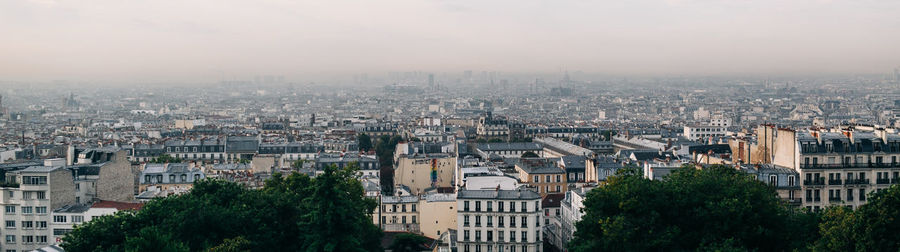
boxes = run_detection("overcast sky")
[1,0,899,82]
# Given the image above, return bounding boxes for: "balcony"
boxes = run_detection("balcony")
[828,197,842,203]
[893,179,900,184]
[845,179,871,185]
[828,179,842,185]
[804,178,825,186]
[876,179,891,185]
[801,162,900,169]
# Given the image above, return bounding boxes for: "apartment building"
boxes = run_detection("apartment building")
[0,165,75,252]
[457,189,543,252]
[795,130,900,210]
[683,125,728,141]
[515,158,566,197]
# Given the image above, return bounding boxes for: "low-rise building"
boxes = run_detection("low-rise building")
[515,158,566,196]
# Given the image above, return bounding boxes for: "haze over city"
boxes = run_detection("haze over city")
[2,0,900,82]
[3,1,900,251]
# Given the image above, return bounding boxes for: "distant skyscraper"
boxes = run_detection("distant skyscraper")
[894,67,899,81]
[428,74,434,90]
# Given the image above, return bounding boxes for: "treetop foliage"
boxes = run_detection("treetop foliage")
[62,165,382,252]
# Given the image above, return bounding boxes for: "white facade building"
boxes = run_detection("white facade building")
[457,189,543,252]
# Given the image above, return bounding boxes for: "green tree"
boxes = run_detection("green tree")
[814,185,900,251]
[358,133,373,152]
[291,159,308,169]
[62,165,382,252]
[149,154,182,163]
[569,165,810,251]
[389,233,430,252]
[375,135,403,193]
[124,227,190,252]
[208,237,252,252]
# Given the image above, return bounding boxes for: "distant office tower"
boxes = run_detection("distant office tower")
[428,74,435,90]
[310,113,316,127]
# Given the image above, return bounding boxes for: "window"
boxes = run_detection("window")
[498,215,505,227]
[5,221,14,228]
[411,216,416,223]
[510,202,515,212]
[36,236,46,244]
[788,175,796,187]
[498,202,504,212]
[21,221,32,229]
[510,231,516,242]
[170,174,176,182]
[402,204,406,212]
[21,206,32,214]
[769,175,777,185]
[22,235,33,244]
[53,215,67,223]
[36,207,46,214]
[475,201,481,211]
[6,235,14,243]
[6,191,12,198]
[36,191,45,200]
[194,174,201,181]
[464,215,470,226]
[487,231,493,241]
[545,175,551,183]
[510,216,516,227]
[5,206,15,214]
[522,231,528,242]
[463,229,470,241]
[521,216,527,227]
[411,204,416,212]
[533,175,539,182]
[556,175,561,182]
[401,216,406,224]
[521,202,527,212]
[464,201,470,212]
[475,215,481,226]
[36,221,46,229]
[75,183,80,191]
[475,230,481,241]
[22,176,47,185]
[487,216,493,227]
[487,201,493,212]
[73,215,84,223]
[22,191,32,200]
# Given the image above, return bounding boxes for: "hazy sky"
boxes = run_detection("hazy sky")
[2,0,899,81]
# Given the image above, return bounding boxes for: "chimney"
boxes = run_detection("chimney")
[66,144,75,166]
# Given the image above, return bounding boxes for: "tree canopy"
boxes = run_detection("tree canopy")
[358,133,373,152]
[62,165,382,252]
[569,165,817,251]
[148,154,182,164]
[389,233,431,252]
[814,184,900,251]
